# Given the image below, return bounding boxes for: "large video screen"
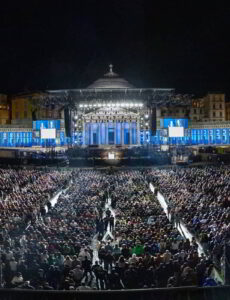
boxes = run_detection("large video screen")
[33,120,61,130]
[160,118,188,128]
[41,129,56,139]
[168,127,184,137]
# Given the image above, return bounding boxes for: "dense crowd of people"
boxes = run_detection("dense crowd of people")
[0,167,222,291]
[97,171,215,289]
[147,166,230,266]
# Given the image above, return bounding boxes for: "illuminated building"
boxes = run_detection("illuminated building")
[0,66,229,148]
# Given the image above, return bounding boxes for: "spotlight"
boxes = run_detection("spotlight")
[79,104,83,108]
[145,114,149,119]
[145,122,148,126]
[74,115,78,120]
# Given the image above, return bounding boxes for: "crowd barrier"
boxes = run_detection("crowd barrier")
[0,286,230,300]
[149,183,224,284]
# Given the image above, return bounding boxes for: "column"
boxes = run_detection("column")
[121,122,124,145]
[129,122,132,145]
[98,122,101,145]
[143,130,146,145]
[90,123,93,145]
[105,122,108,144]
[137,121,140,145]
[114,122,117,145]
[82,121,85,145]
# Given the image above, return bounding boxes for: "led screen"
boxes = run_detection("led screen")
[33,120,61,130]
[168,127,184,137]
[160,118,188,128]
[41,129,56,139]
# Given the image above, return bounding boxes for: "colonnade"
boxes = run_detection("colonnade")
[83,121,140,146]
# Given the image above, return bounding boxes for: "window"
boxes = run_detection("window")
[194,109,197,114]
[220,112,223,117]
[213,104,216,109]
[15,112,20,119]
[220,104,222,109]
[213,112,216,117]
[24,111,28,118]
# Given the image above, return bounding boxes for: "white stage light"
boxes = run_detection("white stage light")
[145,114,149,119]
[145,122,148,126]
[84,104,88,108]
[74,115,78,120]
[79,104,83,108]
[139,103,143,107]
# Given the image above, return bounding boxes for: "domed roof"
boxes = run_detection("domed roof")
[87,65,135,89]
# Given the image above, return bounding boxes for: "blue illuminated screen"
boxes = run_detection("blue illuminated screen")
[160,118,188,128]
[33,120,61,130]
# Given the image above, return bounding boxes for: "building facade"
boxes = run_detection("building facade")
[0,67,229,148]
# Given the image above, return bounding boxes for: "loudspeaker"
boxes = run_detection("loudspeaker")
[150,107,157,136]
[64,108,72,137]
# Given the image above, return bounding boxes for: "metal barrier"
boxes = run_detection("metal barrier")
[0,286,230,300]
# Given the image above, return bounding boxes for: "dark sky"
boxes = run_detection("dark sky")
[0,1,229,96]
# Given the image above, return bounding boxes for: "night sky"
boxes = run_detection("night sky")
[0,1,229,96]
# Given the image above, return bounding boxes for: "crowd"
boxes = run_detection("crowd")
[147,166,230,266]
[0,169,112,290]
[96,170,215,289]
[0,167,221,290]
[0,167,73,287]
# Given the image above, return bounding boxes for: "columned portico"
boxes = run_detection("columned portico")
[68,65,174,147]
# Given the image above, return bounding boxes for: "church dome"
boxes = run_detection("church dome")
[87,65,135,89]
